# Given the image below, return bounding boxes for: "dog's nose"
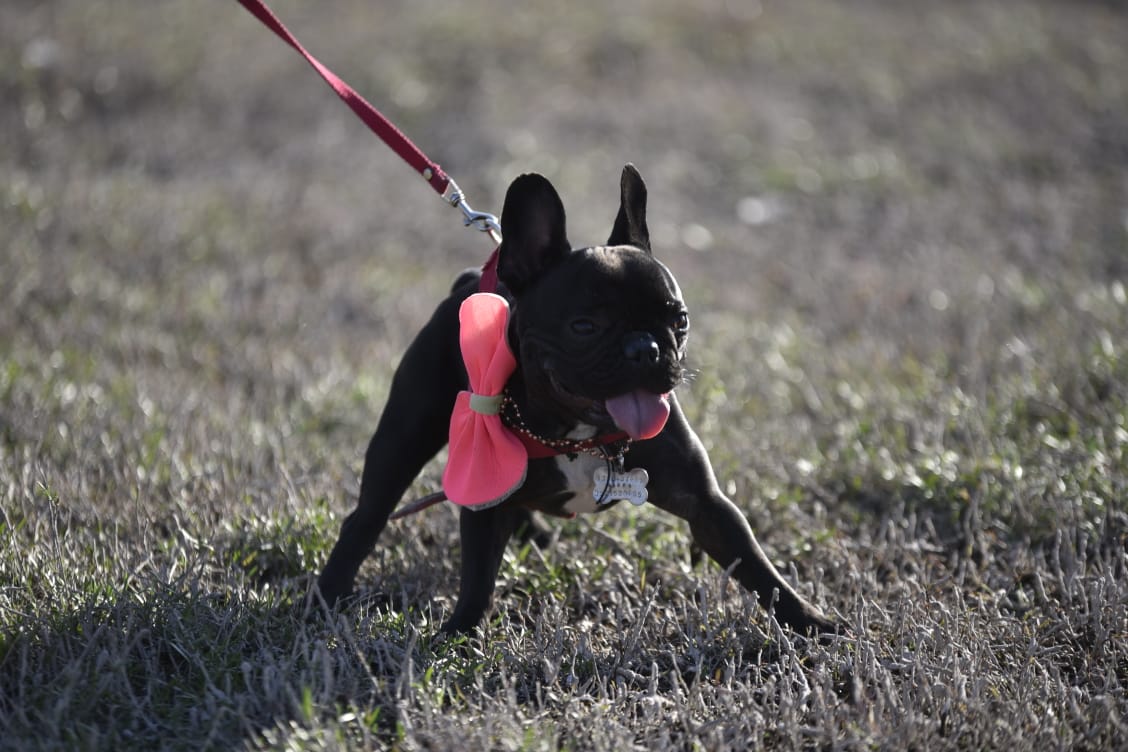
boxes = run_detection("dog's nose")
[624,332,661,364]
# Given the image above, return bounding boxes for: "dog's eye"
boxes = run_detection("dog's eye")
[570,318,598,336]
[674,311,690,332]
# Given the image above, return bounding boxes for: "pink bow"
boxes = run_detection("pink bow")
[442,293,527,508]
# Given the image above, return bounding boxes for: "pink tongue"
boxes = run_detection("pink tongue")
[604,390,671,440]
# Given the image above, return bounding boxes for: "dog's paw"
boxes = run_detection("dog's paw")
[805,612,848,637]
[314,575,354,611]
[777,602,846,638]
[438,615,478,636]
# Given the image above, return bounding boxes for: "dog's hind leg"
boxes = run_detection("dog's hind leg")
[317,297,465,608]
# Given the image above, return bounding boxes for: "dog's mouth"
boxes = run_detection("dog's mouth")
[603,390,671,440]
[547,373,673,440]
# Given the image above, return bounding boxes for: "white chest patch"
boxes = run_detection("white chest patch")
[553,452,650,515]
[553,453,602,514]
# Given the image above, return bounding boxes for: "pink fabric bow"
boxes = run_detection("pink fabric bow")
[442,293,527,509]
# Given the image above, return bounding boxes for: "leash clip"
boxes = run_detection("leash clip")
[443,179,503,245]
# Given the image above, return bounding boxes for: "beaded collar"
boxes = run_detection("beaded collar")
[499,391,632,467]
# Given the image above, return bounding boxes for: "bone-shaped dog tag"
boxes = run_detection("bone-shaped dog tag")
[593,466,649,506]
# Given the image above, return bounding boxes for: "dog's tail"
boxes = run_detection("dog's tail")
[388,491,448,521]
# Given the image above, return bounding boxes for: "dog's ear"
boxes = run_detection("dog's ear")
[607,164,650,253]
[498,173,571,294]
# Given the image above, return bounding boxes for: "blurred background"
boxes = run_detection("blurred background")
[4,0,1127,525]
[5,0,1128,548]
[6,0,1125,356]
[3,2,1127,748]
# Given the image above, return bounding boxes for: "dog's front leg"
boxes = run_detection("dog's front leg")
[441,504,526,634]
[681,492,838,634]
[634,400,838,635]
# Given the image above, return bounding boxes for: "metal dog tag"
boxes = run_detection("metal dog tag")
[593,466,649,506]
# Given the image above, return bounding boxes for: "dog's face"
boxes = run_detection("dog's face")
[497,165,689,438]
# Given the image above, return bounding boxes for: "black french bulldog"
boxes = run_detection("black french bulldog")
[317,165,837,635]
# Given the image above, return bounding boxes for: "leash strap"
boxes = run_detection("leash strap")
[234,0,450,195]
[233,2,627,507]
[479,248,500,293]
[235,0,503,282]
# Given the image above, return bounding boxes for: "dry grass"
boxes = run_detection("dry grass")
[2,0,1127,749]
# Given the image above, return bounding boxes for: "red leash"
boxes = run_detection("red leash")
[234,0,449,194]
[234,0,502,252]
[234,1,629,516]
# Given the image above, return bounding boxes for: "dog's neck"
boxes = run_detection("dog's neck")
[502,370,580,440]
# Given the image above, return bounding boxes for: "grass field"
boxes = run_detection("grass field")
[2,0,1127,749]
